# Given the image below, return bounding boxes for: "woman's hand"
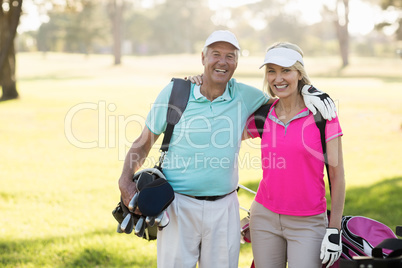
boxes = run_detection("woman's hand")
[185,74,203,86]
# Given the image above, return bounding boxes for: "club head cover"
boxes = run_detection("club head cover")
[133,168,165,191]
[136,172,157,191]
[138,179,175,217]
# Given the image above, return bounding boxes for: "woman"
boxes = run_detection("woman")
[245,42,345,268]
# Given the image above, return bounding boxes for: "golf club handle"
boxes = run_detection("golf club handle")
[238,184,256,195]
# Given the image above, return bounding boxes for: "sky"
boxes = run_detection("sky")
[18,0,391,36]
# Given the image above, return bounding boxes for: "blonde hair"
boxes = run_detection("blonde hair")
[262,42,311,97]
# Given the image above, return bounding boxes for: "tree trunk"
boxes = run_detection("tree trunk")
[0,0,22,101]
[112,0,123,65]
[335,0,349,68]
[0,44,18,101]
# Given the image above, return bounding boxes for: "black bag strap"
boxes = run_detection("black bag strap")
[254,103,272,138]
[314,112,331,194]
[159,78,191,153]
[372,238,402,258]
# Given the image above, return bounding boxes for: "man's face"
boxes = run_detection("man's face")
[202,42,238,87]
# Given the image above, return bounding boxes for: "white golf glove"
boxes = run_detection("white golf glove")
[302,85,337,121]
[320,228,342,268]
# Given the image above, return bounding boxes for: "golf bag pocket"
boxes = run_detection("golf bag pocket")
[341,215,398,260]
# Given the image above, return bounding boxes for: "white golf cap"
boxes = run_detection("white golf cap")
[204,30,240,50]
[259,47,304,69]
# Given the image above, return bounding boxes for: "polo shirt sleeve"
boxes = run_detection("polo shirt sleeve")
[145,82,174,135]
[325,113,343,142]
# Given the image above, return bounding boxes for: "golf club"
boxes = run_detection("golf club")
[120,213,132,232]
[158,210,170,230]
[238,184,257,195]
[116,223,124,233]
[154,211,164,225]
[240,206,250,213]
[135,216,146,237]
[146,216,156,227]
[129,192,139,212]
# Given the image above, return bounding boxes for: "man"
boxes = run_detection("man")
[118,30,335,268]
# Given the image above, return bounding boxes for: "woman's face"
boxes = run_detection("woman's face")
[266,63,302,98]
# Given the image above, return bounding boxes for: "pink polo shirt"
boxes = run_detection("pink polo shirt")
[247,100,343,216]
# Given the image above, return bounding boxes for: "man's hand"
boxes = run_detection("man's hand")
[185,74,203,85]
[302,85,337,121]
[119,177,138,208]
[320,228,342,268]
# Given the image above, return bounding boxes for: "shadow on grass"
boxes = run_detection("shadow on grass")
[240,176,402,231]
[0,228,157,268]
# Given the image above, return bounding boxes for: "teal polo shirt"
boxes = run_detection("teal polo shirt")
[146,78,269,196]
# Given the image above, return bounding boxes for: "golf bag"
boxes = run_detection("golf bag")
[340,215,398,260]
[325,212,400,268]
[112,78,191,240]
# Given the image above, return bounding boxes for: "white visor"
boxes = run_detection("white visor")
[259,47,304,69]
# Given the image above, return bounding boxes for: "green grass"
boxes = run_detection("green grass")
[0,52,401,267]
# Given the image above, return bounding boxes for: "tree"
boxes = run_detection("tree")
[0,0,23,101]
[108,0,123,64]
[323,0,350,68]
[149,0,213,54]
[376,0,402,41]
[335,0,349,67]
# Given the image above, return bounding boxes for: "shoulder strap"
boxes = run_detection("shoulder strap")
[372,238,402,258]
[254,103,272,137]
[314,112,331,193]
[160,78,191,152]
